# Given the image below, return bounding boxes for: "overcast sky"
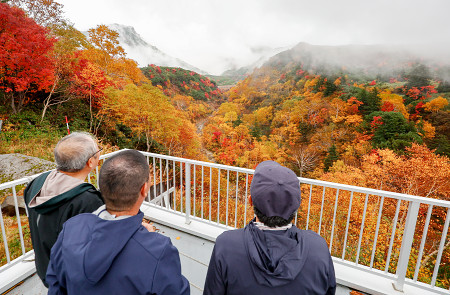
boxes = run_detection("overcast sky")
[57,0,450,75]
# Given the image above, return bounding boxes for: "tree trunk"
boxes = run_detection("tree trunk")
[10,93,17,114]
[41,76,59,123]
[93,114,104,136]
[89,87,93,132]
[145,133,150,152]
[420,240,450,271]
[16,91,27,113]
[41,98,50,123]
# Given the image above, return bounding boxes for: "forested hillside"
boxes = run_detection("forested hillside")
[1,0,449,202]
[202,55,450,199]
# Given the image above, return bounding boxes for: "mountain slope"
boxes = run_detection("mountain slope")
[108,24,207,74]
[141,65,221,101]
[263,42,450,79]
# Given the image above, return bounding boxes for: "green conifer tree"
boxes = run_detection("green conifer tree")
[324,144,339,172]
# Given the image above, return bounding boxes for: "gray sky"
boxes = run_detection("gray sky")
[57,0,450,75]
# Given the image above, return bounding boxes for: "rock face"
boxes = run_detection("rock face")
[1,195,26,216]
[1,154,56,216]
[0,153,56,183]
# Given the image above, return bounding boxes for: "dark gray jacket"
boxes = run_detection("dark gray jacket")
[204,220,336,295]
[24,171,104,286]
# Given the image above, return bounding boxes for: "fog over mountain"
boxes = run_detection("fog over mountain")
[104,23,450,81]
[261,42,450,81]
[58,0,450,76]
[108,24,207,74]
[110,24,294,76]
[108,23,450,79]
[222,46,290,76]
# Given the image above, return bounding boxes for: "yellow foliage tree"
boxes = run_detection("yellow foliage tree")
[423,96,448,112]
[418,120,436,139]
[82,25,147,85]
[102,83,200,158]
[379,90,409,119]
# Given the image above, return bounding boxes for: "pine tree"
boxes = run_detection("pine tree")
[324,144,339,172]
[358,88,381,116]
[405,64,431,88]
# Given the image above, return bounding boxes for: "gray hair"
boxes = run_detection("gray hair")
[54,132,98,172]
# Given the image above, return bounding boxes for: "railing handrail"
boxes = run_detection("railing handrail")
[1,152,449,207]
[111,150,449,208]
[297,177,450,208]
[0,173,43,190]
[131,151,255,174]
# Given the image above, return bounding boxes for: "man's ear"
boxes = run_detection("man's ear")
[248,195,253,206]
[140,181,149,199]
[87,157,96,169]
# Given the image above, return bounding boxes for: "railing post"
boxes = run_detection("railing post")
[393,201,420,291]
[0,206,11,264]
[185,163,191,224]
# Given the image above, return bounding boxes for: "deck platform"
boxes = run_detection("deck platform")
[4,203,352,295]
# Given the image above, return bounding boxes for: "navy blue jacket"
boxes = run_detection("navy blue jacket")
[46,211,190,295]
[204,221,336,295]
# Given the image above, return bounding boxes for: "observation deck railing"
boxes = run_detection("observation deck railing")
[1,150,449,294]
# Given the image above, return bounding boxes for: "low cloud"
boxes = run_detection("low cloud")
[58,0,450,75]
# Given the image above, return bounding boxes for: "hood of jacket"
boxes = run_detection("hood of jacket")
[244,220,308,287]
[25,170,96,214]
[62,211,144,284]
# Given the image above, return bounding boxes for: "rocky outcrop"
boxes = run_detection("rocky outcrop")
[1,195,26,216]
[0,153,55,183]
[1,154,56,216]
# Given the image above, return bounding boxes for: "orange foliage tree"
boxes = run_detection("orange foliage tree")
[319,144,450,286]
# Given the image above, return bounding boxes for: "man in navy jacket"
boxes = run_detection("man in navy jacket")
[46,150,190,295]
[203,161,336,295]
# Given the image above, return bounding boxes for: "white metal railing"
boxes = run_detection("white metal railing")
[0,173,41,273]
[1,150,449,294]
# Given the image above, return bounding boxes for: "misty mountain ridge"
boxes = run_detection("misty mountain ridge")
[221,45,291,77]
[263,42,450,80]
[108,24,295,77]
[108,24,207,74]
[106,24,450,81]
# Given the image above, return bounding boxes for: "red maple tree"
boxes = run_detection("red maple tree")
[0,3,56,113]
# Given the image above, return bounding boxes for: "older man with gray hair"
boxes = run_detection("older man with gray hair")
[24,132,104,287]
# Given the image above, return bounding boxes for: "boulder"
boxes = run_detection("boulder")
[1,195,26,216]
[0,153,56,183]
[0,153,55,216]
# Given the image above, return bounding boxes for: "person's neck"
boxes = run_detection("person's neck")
[59,169,91,181]
[106,207,139,217]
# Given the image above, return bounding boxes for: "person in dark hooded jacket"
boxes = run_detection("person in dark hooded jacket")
[24,132,104,287]
[203,160,336,295]
[46,149,190,295]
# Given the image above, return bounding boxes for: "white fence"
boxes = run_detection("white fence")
[1,150,449,294]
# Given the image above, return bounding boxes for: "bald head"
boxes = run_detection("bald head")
[54,132,98,172]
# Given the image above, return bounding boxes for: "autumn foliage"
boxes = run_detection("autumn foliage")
[0,3,56,113]
[142,65,221,101]
[0,0,450,289]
